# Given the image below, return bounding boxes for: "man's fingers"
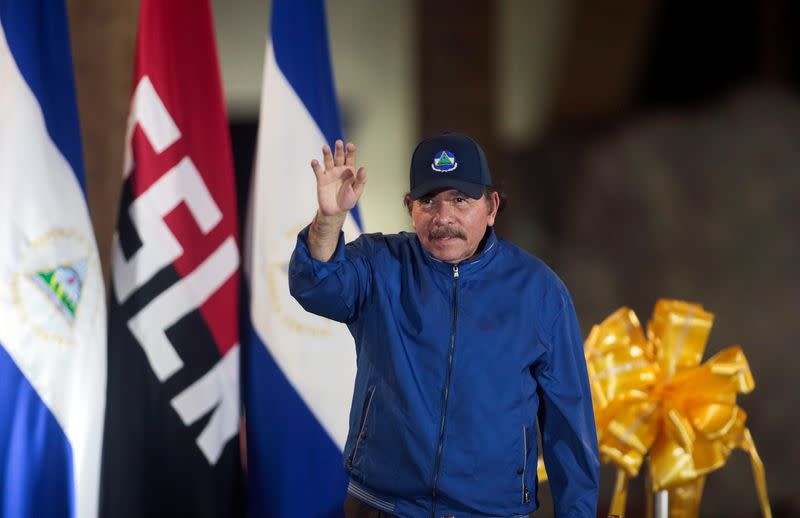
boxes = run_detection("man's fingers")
[344,142,357,168]
[322,144,334,170]
[353,167,367,197]
[311,159,324,178]
[355,166,367,185]
[333,139,345,167]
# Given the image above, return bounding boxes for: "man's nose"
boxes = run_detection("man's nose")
[432,202,455,224]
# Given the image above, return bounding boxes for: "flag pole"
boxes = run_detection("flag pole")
[654,490,669,518]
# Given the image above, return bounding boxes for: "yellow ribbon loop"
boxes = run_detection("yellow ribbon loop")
[572,299,772,517]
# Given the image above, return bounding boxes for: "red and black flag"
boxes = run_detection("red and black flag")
[99,0,243,516]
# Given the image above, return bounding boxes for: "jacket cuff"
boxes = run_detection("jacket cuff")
[291,224,347,279]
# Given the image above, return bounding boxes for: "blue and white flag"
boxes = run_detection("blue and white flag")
[0,2,107,518]
[243,1,362,516]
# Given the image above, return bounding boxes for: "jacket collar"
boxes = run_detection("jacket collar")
[417,226,499,276]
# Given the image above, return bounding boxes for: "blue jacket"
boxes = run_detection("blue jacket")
[289,226,599,518]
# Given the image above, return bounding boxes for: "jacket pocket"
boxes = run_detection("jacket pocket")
[347,385,376,470]
[520,425,530,504]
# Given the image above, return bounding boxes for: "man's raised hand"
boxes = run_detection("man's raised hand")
[311,140,367,217]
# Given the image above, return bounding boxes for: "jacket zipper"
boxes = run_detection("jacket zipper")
[431,264,459,517]
[347,386,376,470]
[522,425,530,503]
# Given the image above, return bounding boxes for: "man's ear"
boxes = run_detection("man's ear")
[403,194,413,215]
[487,191,500,226]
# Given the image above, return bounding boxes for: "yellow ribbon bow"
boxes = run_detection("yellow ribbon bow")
[580,299,772,518]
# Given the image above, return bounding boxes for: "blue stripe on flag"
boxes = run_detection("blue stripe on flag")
[270,0,362,230]
[0,343,75,518]
[243,316,348,518]
[0,0,87,193]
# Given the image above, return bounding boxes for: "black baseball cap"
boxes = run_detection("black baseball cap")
[409,132,491,199]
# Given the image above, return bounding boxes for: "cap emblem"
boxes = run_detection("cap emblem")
[431,150,458,172]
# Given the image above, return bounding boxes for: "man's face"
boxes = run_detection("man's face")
[411,189,499,264]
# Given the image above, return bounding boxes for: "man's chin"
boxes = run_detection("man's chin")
[428,240,467,262]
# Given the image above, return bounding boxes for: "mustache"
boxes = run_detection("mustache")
[429,226,466,240]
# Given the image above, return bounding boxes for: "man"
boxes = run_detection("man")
[289,133,599,518]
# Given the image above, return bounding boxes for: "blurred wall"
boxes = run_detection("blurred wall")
[496,0,574,145]
[327,0,416,233]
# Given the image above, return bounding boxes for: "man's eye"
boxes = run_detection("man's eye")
[420,198,433,205]
[454,197,466,204]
